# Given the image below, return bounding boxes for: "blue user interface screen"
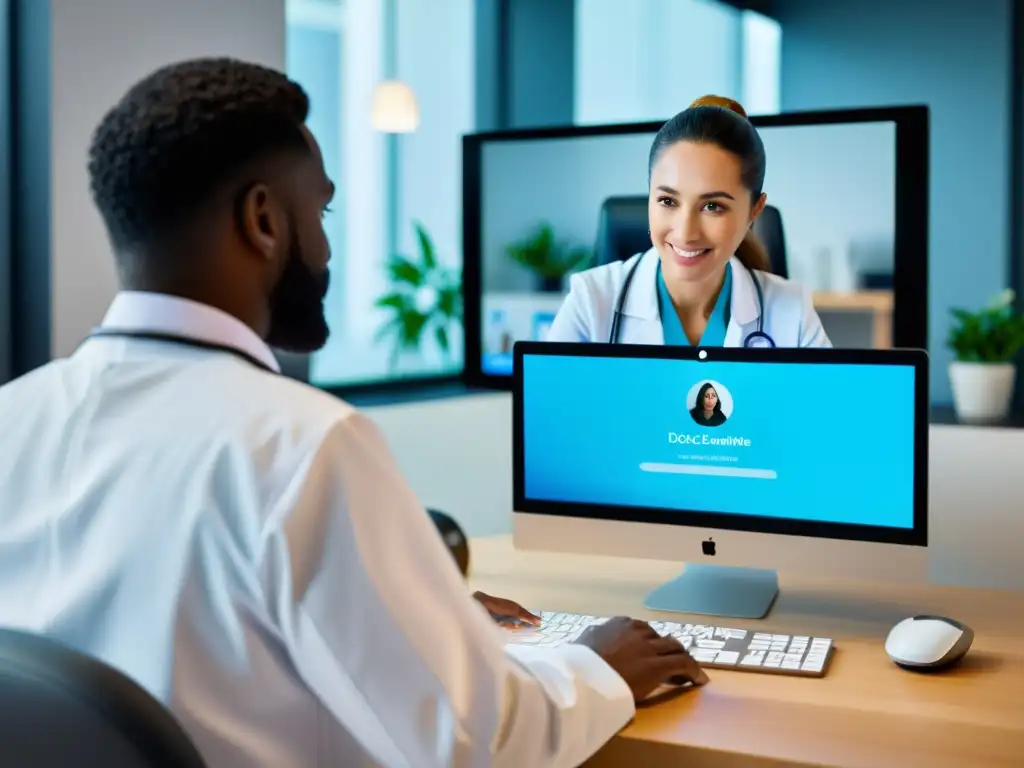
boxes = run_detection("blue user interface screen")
[521,354,916,529]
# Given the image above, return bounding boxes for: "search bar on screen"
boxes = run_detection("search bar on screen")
[639,462,778,480]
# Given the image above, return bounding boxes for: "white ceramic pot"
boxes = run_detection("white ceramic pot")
[948,361,1016,422]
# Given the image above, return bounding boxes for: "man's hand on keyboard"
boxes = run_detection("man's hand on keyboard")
[575,616,710,700]
[473,591,543,627]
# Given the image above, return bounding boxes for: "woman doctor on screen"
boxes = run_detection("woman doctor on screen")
[546,95,831,349]
[691,382,727,427]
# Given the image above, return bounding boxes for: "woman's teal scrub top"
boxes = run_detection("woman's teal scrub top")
[657,263,732,346]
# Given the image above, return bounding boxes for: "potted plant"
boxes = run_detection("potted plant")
[947,289,1024,422]
[505,222,592,292]
[374,221,462,372]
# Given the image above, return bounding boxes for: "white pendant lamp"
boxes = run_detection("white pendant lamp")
[371,80,419,133]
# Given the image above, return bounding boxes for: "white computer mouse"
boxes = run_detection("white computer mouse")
[884,615,974,670]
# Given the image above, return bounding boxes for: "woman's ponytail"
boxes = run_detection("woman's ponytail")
[734,229,772,274]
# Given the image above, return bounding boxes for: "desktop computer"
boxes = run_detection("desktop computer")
[507,342,928,676]
[511,342,928,617]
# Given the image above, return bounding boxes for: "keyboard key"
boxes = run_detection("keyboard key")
[718,627,748,640]
[695,639,726,649]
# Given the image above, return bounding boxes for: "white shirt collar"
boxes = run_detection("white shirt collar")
[100,291,281,373]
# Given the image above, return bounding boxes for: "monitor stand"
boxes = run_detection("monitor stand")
[643,563,779,619]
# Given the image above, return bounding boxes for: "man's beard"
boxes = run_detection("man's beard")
[265,233,330,353]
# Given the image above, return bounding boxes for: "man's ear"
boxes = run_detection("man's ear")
[237,182,285,261]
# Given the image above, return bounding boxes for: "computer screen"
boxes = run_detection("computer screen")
[514,344,928,546]
[463,107,928,387]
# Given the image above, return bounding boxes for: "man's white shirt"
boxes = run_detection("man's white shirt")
[0,292,634,766]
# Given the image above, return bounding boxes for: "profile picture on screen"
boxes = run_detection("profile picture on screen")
[687,380,732,428]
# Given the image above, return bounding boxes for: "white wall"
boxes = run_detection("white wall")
[740,10,781,116]
[759,121,895,288]
[48,0,286,358]
[368,394,514,537]
[574,0,742,125]
[366,395,1024,592]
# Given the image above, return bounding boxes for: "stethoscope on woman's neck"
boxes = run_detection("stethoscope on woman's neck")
[607,250,775,348]
[85,328,278,373]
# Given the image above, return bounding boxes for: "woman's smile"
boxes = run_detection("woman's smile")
[667,243,714,269]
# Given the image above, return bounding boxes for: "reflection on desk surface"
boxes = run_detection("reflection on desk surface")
[469,535,1024,768]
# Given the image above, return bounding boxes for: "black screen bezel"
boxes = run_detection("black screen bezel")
[463,105,930,389]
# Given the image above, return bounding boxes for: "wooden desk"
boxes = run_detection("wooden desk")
[813,290,893,348]
[469,536,1024,767]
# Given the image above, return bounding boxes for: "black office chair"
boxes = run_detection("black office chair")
[752,204,788,279]
[594,196,650,266]
[593,195,790,278]
[0,628,207,767]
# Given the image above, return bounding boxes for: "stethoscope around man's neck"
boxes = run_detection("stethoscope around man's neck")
[607,251,776,348]
[85,328,278,373]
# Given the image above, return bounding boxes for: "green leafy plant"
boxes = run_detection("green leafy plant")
[947,289,1024,363]
[374,221,462,371]
[505,222,592,289]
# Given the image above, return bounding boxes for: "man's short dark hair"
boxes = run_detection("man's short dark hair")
[88,57,310,261]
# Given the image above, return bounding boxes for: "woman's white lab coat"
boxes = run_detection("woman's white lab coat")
[547,249,831,347]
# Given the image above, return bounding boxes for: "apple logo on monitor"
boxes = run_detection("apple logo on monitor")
[702,537,716,556]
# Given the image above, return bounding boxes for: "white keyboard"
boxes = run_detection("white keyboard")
[505,611,835,677]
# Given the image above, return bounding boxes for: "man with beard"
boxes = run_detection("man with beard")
[0,58,705,767]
